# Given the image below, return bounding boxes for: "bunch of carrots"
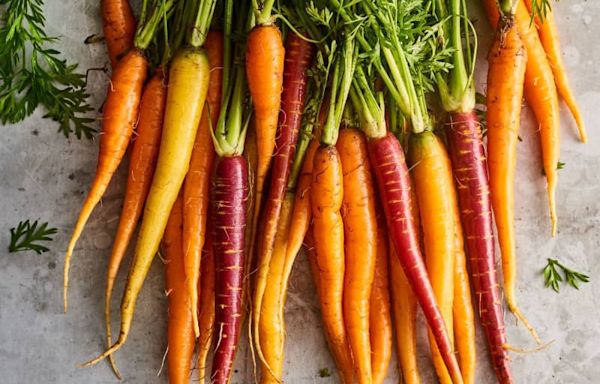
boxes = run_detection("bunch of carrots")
[60,0,586,383]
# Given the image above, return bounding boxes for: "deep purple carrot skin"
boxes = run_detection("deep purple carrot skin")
[259,33,314,256]
[367,133,463,384]
[210,155,249,384]
[446,111,512,383]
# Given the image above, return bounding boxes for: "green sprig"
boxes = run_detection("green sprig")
[543,258,589,293]
[9,219,57,254]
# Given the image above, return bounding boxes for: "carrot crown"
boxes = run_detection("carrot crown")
[252,0,276,26]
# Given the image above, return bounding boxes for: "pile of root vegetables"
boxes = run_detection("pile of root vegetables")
[63,0,587,383]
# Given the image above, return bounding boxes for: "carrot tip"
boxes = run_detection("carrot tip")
[510,307,542,345]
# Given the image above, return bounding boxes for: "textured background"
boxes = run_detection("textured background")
[1,1,599,383]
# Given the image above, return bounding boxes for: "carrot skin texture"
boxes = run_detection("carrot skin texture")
[523,0,587,142]
[390,244,420,384]
[367,133,463,384]
[197,229,216,383]
[183,31,224,337]
[163,195,196,384]
[210,156,249,384]
[338,129,377,384]
[64,49,147,311]
[446,111,511,382]
[409,131,457,384]
[311,145,354,384]
[370,213,393,384]
[101,0,136,67]
[104,68,166,374]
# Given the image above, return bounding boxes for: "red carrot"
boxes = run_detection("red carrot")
[446,111,511,382]
[210,156,249,384]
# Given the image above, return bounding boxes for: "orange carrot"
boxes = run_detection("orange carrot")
[370,212,393,384]
[484,4,541,347]
[64,49,147,311]
[337,128,377,383]
[452,211,476,384]
[409,131,457,384]
[101,0,136,67]
[524,0,587,142]
[197,225,215,383]
[183,30,223,337]
[311,145,354,384]
[103,67,166,378]
[163,194,195,384]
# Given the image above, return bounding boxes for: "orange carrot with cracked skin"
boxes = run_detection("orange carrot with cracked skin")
[370,211,393,384]
[409,131,456,384]
[389,243,420,384]
[484,5,541,348]
[483,0,560,236]
[197,227,215,383]
[163,194,195,384]
[64,48,147,311]
[183,30,223,337]
[337,128,377,384]
[524,0,587,142]
[103,67,166,378]
[101,0,136,67]
[311,145,354,384]
[452,211,476,384]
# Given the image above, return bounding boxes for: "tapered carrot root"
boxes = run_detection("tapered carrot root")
[389,244,420,384]
[183,31,224,337]
[210,156,249,384]
[104,67,166,377]
[197,229,215,383]
[101,0,136,67]
[338,128,377,384]
[452,213,476,384]
[311,145,354,384]
[245,24,285,265]
[409,131,457,384]
[446,111,511,383]
[64,49,147,312]
[368,133,463,384]
[370,212,393,384]
[486,18,540,347]
[80,48,210,367]
[524,0,587,142]
[253,34,313,382]
[163,194,196,384]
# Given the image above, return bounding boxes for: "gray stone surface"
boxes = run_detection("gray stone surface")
[0,1,599,383]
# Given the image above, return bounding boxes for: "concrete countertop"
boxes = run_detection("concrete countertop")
[1,1,599,383]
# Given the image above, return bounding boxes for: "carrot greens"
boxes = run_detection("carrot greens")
[9,220,57,254]
[543,258,590,292]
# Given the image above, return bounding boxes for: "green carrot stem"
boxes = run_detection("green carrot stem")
[253,0,276,25]
[134,0,175,50]
[188,0,218,48]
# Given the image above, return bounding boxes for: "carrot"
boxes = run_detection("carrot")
[311,145,354,384]
[245,23,285,264]
[446,111,512,382]
[409,131,457,384]
[210,156,249,384]
[103,67,166,377]
[253,33,313,382]
[101,0,136,67]
[80,1,216,366]
[370,211,393,384]
[524,0,587,142]
[452,211,476,384]
[183,30,224,337]
[368,133,463,384]
[64,48,147,311]
[162,193,195,384]
[389,243,420,384]
[337,128,377,384]
[485,8,541,346]
[197,228,216,383]
[483,0,561,235]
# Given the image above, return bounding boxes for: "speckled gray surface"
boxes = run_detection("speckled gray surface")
[0,1,599,383]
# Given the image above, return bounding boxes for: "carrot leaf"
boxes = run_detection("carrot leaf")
[9,220,57,254]
[529,0,553,23]
[543,258,589,293]
[0,0,94,139]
